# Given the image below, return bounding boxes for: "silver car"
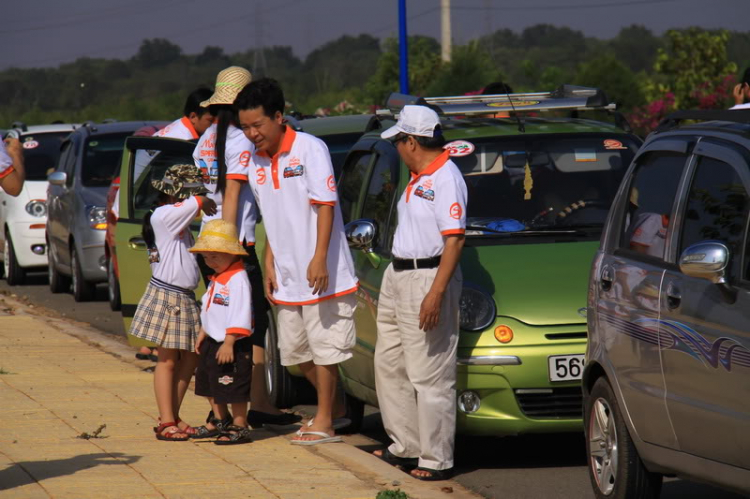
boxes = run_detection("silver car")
[584,109,750,498]
[46,121,164,301]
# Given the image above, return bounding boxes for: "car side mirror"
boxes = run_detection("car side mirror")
[47,171,67,186]
[345,219,378,252]
[679,241,729,284]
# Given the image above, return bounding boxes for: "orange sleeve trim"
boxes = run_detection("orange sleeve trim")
[269,283,359,306]
[310,200,336,206]
[226,174,248,182]
[0,166,15,179]
[194,195,204,212]
[441,229,466,236]
[226,327,252,337]
[243,241,255,247]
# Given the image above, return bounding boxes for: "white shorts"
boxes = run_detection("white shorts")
[276,293,357,366]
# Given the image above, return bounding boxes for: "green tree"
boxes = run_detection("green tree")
[425,42,503,96]
[134,38,183,69]
[303,34,381,94]
[574,54,645,111]
[608,25,661,74]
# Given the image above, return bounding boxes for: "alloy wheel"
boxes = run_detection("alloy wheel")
[589,397,618,495]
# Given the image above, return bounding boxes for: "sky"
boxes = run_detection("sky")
[1,0,747,70]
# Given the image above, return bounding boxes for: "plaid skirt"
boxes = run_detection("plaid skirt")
[129,279,200,351]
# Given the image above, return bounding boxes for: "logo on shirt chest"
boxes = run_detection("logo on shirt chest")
[414,184,435,202]
[212,286,230,306]
[257,167,267,185]
[283,164,304,178]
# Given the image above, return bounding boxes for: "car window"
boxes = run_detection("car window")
[361,153,397,248]
[131,146,196,220]
[83,133,130,187]
[319,133,365,178]
[619,151,689,259]
[339,152,373,224]
[21,132,69,181]
[63,139,78,187]
[678,155,749,279]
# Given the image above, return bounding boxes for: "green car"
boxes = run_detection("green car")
[331,86,643,436]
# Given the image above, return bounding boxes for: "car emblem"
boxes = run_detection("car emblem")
[578,307,588,318]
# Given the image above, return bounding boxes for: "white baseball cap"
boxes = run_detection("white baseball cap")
[381,105,441,139]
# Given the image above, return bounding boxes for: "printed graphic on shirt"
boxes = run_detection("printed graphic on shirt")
[212,285,231,306]
[198,158,219,185]
[239,151,251,167]
[218,375,234,385]
[283,164,304,178]
[450,202,463,219]
[327,175,336,192]
[415,185,435,201]
[256,168,267,185]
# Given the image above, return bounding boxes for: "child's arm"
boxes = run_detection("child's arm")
[221,179,242,226]
[216,275,253,364]
[197,195,217,216]
[195,328,207,354]
[216,334,236,364]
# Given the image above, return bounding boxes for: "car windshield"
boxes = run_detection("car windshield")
[83,133,130,187]
[21,132,70,181]
[450,133,639,234]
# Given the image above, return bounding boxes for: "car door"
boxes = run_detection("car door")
[115,137,200,345]
[594,138,694,448]
[48,137,78,270]
[338,139,400,402]
[659,139,750,469]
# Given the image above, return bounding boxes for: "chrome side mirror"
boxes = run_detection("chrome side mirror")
[47,171,67,186]
[345,219,377,252]
[679,241,729,284]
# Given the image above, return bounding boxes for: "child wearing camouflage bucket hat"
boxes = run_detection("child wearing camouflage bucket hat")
[129,164,218,442]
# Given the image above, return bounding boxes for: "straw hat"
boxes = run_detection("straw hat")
[151,164,209,199]
[189,219,246,256]
[200,66,253,107]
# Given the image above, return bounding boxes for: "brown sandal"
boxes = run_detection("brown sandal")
[154,421,189,441]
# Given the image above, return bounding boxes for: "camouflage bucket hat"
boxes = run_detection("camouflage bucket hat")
[151,164,209,199]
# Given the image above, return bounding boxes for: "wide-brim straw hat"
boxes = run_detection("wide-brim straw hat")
[201,66,252,107]
[151,164,209,199]
[189,219,246,256]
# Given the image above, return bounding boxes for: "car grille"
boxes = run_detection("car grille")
[515,387,583,419]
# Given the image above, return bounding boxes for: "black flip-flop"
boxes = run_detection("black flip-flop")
[214,425,253,445]
[373,449,418,469]
[410,466,453,481]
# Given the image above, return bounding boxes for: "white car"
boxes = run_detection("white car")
[0,124,79,284]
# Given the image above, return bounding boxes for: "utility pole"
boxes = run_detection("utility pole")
[398,0,409,94]
[441,0,451,63]
[253,1,267,77]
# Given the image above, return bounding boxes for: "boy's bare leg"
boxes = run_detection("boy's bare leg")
[295,364,338,441]
[153,348,186,437]
[298,361,346,420]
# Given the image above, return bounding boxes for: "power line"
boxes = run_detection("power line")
[454,0,687,12]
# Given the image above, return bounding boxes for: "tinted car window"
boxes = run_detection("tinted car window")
[620,151,688,259]
[362,154,396,247]
[339,152,372,224]
[454,134,638,231]
[21,132,69,181]
[320,133,365,177]
[83,133,130,187]
[679,156,749,274]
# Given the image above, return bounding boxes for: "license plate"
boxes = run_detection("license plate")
[548,354,585,382]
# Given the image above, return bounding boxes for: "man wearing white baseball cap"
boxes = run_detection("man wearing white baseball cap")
[373,105,467,481]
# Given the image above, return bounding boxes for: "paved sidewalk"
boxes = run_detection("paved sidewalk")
[0,298,480,499]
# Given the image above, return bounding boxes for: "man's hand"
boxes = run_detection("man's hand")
[264,263,278,297]
[216,342,234,364]
[419,289,444,331]
[733,83,748,105]
[195,329,207,354]
[4,137,22,158]
[307,255,329,295]
[199,196,217,216]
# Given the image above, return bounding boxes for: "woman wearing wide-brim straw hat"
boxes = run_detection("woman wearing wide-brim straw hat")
[193,67,302,429]
[129,164,218,441]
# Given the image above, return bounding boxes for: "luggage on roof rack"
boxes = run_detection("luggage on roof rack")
[378,85,615,117]
[655,109,750,132]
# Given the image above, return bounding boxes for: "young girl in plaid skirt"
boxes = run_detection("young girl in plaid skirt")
[129,164,217,441]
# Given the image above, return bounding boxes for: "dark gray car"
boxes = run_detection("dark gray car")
[584,110,750,498]
[46,121,165,301]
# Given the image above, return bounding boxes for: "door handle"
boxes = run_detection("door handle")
[600,266,614,291]
[128,236,147,250]
[666,282,681,309]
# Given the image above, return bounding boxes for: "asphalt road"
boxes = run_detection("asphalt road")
[1,271,746,499]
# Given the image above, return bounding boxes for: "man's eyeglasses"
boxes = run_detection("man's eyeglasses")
[390,133,410,145]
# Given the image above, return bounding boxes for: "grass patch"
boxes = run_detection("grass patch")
[377,490,410,499]
[76,424,108,440]
[0,367,12,375]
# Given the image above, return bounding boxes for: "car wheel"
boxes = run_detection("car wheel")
[339,391,365,435]
[264,310,299,409]
[71,248,95,302]
[107,257,121,311]
[586,377,662,499]
[48,242,70,293]
[4,233,25,285]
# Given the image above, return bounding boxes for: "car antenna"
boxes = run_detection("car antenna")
[505,91,525,133]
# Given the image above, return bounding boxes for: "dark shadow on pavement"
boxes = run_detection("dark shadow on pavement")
[0,452,141,491]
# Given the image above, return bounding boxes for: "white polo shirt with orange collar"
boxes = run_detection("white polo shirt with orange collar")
[248,126,358,305]
[200,260,253,342]
[0,140,14,179]
[193,123,258,244]
[392,150,467,259]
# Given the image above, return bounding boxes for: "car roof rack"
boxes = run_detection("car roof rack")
[10,121,27,131]
[655,109,750,132]
[377,85,615,117]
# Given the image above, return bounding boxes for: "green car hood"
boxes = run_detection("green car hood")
[461,239,597,326]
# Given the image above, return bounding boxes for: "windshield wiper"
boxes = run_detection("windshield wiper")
[466,225,588,237]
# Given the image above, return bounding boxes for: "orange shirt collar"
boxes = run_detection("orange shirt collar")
[180,116,199,140]
[256,125,297,159]
[409,150,450,181]
[209,260,245,285]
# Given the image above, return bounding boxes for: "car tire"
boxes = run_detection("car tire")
[339,391,365,435]
[107,257,121,311]
[71,248,95,302]
[264,310,299,409]
[586,377,663,499]
[48,241,70,294]
[4,232,25,286]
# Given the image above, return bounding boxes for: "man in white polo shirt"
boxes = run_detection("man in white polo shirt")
[374,105,467,481]
[236,78,358,445]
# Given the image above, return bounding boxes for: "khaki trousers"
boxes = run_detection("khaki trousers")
[374,263,461,470]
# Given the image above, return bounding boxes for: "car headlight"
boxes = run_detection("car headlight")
[459,285,496,332]
[87,205,107,230]
[25,199,47,217]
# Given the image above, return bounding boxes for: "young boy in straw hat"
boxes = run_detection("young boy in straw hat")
[190,219,255,445]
